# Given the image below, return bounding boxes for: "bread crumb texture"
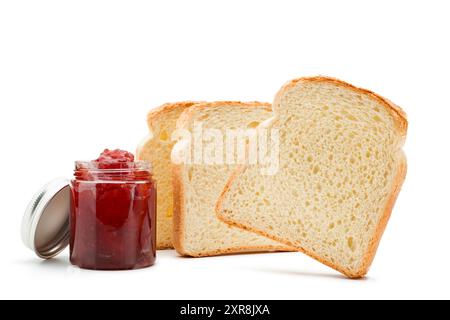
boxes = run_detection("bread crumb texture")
[218,78,407,277]
[174,102,291,256]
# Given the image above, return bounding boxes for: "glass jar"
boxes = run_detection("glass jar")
[70,160,156,270]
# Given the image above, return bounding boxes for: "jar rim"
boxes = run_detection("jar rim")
[75,160,152,172]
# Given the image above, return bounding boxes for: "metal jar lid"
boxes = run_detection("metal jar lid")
[21,178,71,259]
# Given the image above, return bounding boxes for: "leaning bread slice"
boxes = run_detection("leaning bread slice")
[217,77,407,278]
[137,101,200,249]
[171,101,291,256]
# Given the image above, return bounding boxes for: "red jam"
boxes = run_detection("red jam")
[70,149,156,270]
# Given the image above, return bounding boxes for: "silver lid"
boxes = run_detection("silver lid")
[21,178,71,259]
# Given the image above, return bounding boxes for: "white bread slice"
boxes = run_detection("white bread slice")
[171,101,292,256]
[216,77,407,278]
[137,101,200,249]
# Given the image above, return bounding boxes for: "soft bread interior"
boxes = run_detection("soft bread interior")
[172,102,292,256]
[217,78,407,277]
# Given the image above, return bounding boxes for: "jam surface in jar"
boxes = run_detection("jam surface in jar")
[70,149,156,270]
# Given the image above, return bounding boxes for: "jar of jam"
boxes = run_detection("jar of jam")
[22,149,157,271]
[70,149,157,270]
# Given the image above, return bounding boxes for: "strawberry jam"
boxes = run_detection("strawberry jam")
[70,149,156,270]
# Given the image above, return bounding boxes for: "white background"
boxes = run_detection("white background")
[0,0,449,300]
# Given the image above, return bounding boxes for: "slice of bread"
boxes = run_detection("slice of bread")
[137,101,200,249]
[171,101,292,256]
[216,77,407,278]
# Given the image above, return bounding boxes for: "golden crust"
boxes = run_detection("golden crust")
[171,101,291,257]
[172,163,186,254]
[138,101,201,250]
[175,101,272,130]
[277,76,408,136]
[146,101,201,132]
[357,152,407,278]
[216,77,408,278]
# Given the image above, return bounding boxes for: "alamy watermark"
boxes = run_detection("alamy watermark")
[172,121,280,175]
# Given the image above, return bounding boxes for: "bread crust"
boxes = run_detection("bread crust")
[171,101,291,257]
[146,101,201,132]
[276,76,408,136]
[216,77,408,278]
[138,101,200,250]
[175,101,273,129]
[172,163,186,254]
